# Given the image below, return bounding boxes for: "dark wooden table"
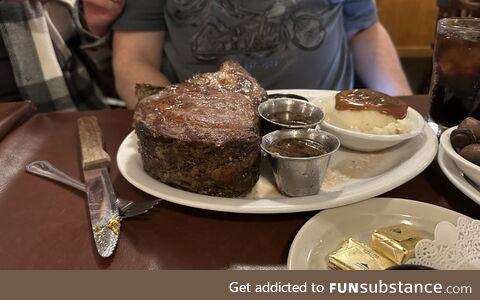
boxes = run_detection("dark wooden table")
[0,96,479,269]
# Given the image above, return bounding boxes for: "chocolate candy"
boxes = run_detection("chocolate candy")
[452,117,480,166]
[459,117,480,139]
[370,224,421,264]
[450,128,476,151]
[459,144,480,166]
[328,238,395,270]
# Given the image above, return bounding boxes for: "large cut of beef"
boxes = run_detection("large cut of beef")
[133,60,267,197]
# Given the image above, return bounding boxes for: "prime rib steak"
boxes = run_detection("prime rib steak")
[133,60,267,197]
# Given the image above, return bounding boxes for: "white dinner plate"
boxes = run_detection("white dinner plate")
[438,144,480,206]
[117,89,438,214]
[287,197,467,270]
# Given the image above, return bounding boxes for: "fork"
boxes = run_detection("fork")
[25,160,161,219]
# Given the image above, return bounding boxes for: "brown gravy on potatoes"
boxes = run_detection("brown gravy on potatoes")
[269,138,327,158]
[265,111,317,126]
[335,89,408,119]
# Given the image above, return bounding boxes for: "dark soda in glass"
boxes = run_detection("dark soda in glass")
[429,18,480,128]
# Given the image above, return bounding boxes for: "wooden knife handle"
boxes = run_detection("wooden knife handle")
[78,116,111,170]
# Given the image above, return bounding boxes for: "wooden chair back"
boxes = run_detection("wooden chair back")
[439,0,480,18]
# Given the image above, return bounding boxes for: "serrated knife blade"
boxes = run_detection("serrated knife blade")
[78,116,121,258]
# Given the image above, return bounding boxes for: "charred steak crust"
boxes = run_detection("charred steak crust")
[133,60,265,197]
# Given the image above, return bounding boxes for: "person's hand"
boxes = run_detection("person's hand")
[82,0,125,36]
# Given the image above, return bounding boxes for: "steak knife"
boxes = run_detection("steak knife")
[78,116,121,258]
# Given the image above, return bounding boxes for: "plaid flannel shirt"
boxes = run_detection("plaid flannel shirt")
[0,0,107,112]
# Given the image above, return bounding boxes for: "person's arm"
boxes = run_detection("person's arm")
[82,0,125,37]
[112,31,170,108]
[348,21,412,96]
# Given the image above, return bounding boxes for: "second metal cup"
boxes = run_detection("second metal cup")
[261,129,340,197]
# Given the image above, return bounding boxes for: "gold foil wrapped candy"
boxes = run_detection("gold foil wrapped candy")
[328,238,395,270]
[370,224,421,264]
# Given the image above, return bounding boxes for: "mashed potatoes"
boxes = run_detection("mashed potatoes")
[321,99,412,135]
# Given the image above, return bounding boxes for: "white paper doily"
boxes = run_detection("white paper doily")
[408,217,480,270]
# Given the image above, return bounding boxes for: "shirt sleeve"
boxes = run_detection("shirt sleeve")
[342,0,378,33]
[112,0,166,31]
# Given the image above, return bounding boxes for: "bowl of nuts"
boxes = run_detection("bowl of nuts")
[440,117,480,186]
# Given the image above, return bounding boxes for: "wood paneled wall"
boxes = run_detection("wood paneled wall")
[377,0,439,57]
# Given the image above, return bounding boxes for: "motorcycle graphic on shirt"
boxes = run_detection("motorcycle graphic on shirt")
[166,0,327,61]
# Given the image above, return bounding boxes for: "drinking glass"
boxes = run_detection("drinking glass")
[429,18,480,131]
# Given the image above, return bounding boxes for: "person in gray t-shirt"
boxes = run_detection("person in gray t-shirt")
[112,0,412,108]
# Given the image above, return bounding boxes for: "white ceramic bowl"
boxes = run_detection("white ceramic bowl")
[320,107,425,152]
[440,126,480,187]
